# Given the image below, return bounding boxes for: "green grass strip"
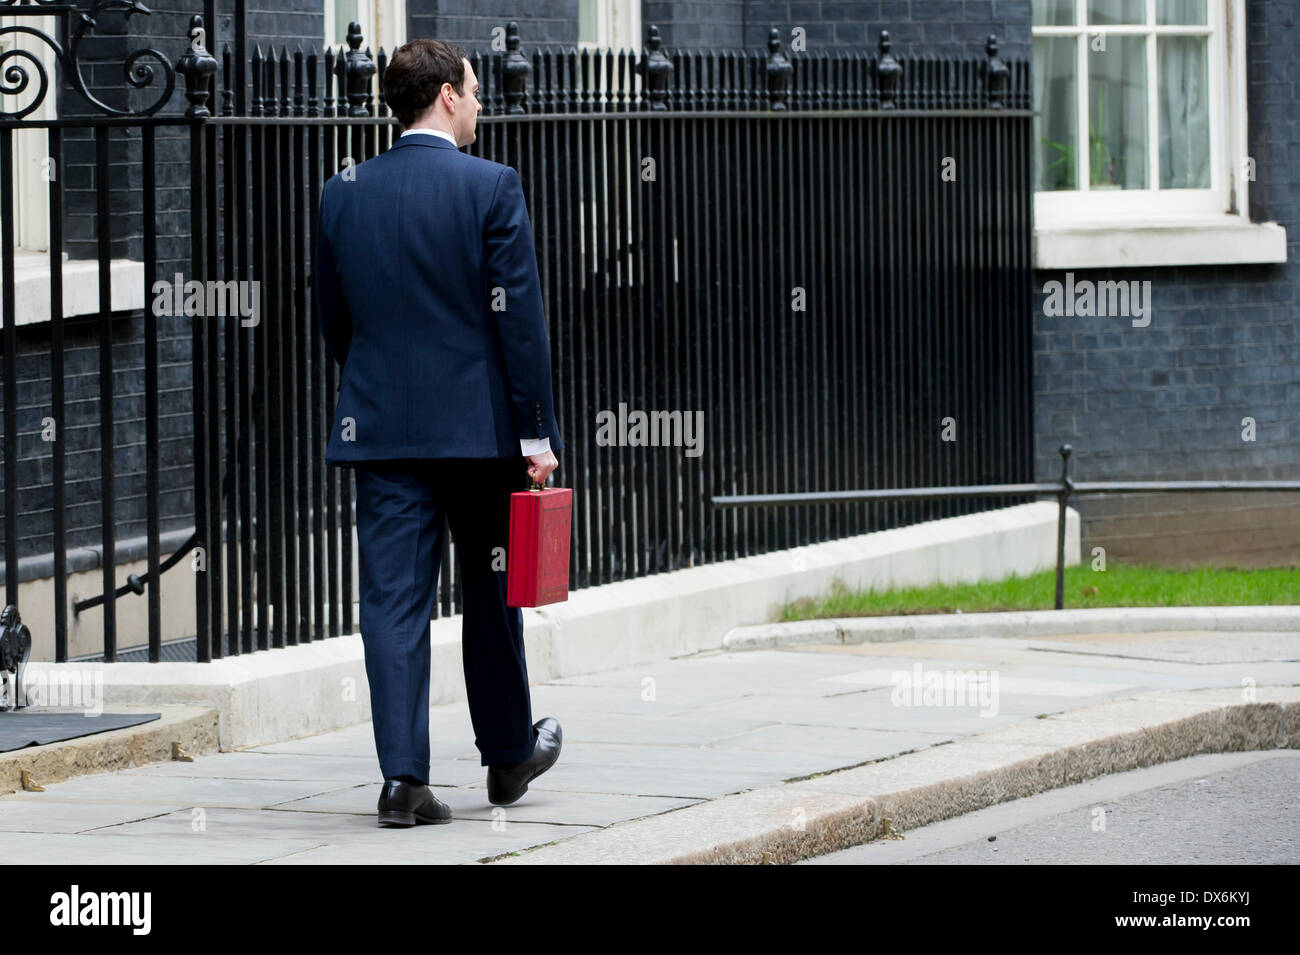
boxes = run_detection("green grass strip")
[778,563,1299,621]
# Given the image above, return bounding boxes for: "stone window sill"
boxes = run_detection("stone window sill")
[2,251,145,325]
[1034,216,1288,270]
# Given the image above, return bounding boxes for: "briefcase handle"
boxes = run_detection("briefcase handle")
[526,465,557,492]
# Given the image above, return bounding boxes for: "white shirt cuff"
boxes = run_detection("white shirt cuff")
[520,436,551,456]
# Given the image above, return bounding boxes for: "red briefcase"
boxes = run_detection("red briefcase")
[506,478,573,607]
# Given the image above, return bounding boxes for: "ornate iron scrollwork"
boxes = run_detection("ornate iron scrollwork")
[0,0,176,119]
[0,13,58,120]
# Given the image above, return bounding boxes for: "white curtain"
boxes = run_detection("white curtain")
[1158,36,1211,189]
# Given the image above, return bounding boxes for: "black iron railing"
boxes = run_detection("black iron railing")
[712,444,1300,609]
[1,2,189,673]
[1,8,1034,665]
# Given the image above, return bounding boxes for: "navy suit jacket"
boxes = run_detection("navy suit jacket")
[313,133,565,464]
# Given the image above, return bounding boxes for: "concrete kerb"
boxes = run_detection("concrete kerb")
[19,501,1080,753]
[487,686,1300,865]
[723,606,1300,651]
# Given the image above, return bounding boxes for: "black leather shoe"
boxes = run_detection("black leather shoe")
[377,778,453,827]
[486,717,562,806]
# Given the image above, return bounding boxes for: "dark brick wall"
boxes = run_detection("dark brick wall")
[411,0,1031,55]
[645,0,1030,57]
[644,0,745,47]
[1032,266,1300,567]
[0,317,198,568]
[410,0,577,48]
[1031,0,1300,567]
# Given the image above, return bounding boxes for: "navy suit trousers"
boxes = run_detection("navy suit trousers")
[353,455,539,782]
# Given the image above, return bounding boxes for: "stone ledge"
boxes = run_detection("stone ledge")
[0,705,220,796]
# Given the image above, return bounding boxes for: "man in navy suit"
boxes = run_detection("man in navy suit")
[313,38,564,827]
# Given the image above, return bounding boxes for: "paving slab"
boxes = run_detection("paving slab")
[1,772,354,811]
[522,712,774,747]
[709,723,953,760]
[0,794,191,834]
[257,819,600,865]
[1018,630,1300,664]
[273,780,697,825]
[113,751,388,784]
[523,741,839,798]
[673,691,1047,734]
[0,829,322,865]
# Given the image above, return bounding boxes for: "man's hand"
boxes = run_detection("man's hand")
[526,449,558,487]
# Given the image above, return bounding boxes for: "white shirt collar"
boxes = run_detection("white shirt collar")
[399,128,457,147]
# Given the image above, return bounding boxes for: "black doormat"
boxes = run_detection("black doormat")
[0,712,162,753]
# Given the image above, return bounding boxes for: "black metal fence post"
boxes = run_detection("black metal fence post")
[502,22,530,114]
[764,29,793,111]
[1056,443,1074,611]
[179,15,219,661]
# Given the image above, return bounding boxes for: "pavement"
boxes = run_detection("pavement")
[1,626,1296,864]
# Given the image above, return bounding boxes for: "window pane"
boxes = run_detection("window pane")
[333,0,359,46]
[1089,36,1147,188]
[1087,0,1146,24]
[1159,37,1210,188]
[1033,0,1076,26]
[579,0,599,44]
[1034,37,1078,190]
[1157,0,1207,25]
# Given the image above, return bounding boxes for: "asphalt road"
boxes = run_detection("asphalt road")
[801,750,1300,865]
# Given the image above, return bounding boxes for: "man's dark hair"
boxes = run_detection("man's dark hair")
[383,38,470,128]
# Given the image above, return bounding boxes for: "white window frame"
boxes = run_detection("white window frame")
[578,0,641,52]
[575,0,645,293]
[575,0,645,103]
[1032,0,1286,268]
[324,0,406,56]
[1,12,57,253]
[1034,0,1225,219]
